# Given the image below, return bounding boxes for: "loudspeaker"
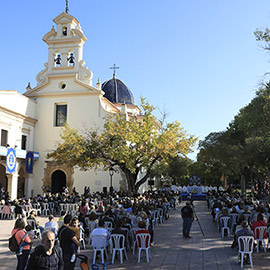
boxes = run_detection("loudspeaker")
[103,187,108,193]
[148,180,154,186]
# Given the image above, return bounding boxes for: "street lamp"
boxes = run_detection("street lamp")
[109,167,115,193]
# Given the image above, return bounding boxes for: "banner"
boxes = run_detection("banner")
[25,151,34,174]
[6,148,16,174]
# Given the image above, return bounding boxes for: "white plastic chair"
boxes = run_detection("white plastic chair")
[87,220,98,244]
[41,203,50,216]
[91,234,108,264]
[23,205,32,217]
[70,204,78,216]
[104,221,113,233]
[158,208,164,224]
[238,236,254,268]
[32,203,41,216]
[220,216,230,238]
[229,213,238,233]
[254,226,267,253]
[121,227,130,250]
[150,211,156,229]
[59,204,68,216]
[0,205,3,219]
[130,228,138,255]
[79,225,86,250]
[111,234,128,264]
[243,213,251,223]
[136,233,151,263]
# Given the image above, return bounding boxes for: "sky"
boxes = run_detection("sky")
[1,0,270,160]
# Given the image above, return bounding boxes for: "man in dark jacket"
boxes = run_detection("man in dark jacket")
[58,214,80,270]
[181,201,194,238]
[26,230,63,270]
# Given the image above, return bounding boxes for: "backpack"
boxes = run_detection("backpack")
[8,230,20,253]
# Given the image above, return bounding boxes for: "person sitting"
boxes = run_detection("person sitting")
[102,211,115,227]
[218,208,230,230]
[79,200,88,217]
[251,213,267,239]
[135,220,151,248]
[45,215,58,237]
[90,219,110,249]
[28,210,44,233]
[235,220,254,265]
[111,220,127,248]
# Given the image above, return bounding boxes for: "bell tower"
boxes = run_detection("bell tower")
[35,12,93,86]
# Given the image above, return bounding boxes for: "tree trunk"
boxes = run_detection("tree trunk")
[121,168,138,194]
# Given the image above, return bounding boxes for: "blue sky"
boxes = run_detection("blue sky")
[2,1,270,159]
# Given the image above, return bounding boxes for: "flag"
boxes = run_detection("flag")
[25,151,34,174]
[6,148,16,174]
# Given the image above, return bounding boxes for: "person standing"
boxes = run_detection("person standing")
[11,218,32,270]
[58,214,80,270]
[181,201,194,239]
[26,231,63,270]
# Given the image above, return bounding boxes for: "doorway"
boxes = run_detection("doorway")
[51,170,66,194]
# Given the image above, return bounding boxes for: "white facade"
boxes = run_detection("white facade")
[0,91,37,199]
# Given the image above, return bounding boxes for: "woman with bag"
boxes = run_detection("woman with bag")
[11,218,32,270]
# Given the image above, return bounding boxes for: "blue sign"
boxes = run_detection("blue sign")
[25,151,34,174]
[6,148,16,174]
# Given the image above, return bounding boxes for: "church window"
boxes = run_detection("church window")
[1,129,8,147]
[21,135,27,150]
[62,26,67,36]
[55,104,67,127]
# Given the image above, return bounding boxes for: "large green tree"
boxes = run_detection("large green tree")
[47,98,197,194]
[196,83,270,186]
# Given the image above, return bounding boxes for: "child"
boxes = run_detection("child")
[17,225,34,255]
[67,216,80,262]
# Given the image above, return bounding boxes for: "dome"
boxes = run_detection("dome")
[102,74,135,105]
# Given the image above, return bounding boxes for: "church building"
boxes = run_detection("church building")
[0,11,143,199]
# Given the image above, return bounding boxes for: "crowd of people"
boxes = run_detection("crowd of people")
[208,188,270,265]
[7,187,178,270]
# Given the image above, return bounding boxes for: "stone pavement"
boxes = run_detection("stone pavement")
[1,201,270,269]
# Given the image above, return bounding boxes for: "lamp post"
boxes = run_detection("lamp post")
[109,167,115,194]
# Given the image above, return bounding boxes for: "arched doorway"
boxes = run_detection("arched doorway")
[51,170,66,194]
[0,164,7,190]
[17,167,25,198]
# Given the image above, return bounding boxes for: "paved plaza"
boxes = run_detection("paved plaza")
[1,201,270,269]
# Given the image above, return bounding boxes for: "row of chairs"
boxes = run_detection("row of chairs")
[32,203,78,216]
[90,232,151,264]
[0,205,15,219]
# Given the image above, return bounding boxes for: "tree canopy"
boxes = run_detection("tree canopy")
[47,98,197,194]
[194,83,270,186]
